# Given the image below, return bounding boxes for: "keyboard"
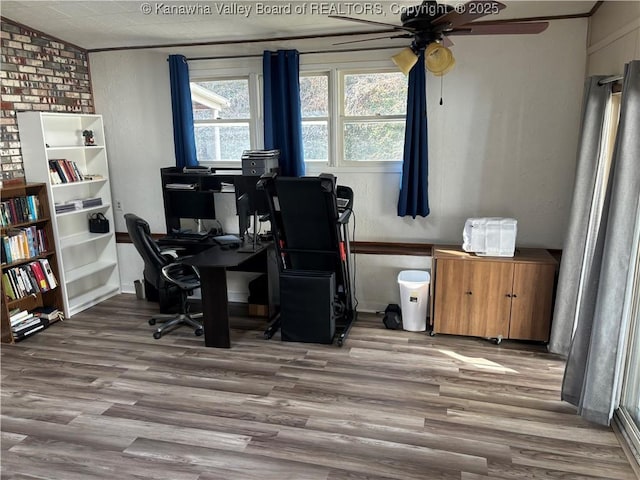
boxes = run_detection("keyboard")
[173,232,209,240]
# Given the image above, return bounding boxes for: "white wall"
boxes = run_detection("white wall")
[587,0,640,75]
[91,18,588,311]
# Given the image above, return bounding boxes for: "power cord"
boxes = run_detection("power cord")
[350,210,358,311]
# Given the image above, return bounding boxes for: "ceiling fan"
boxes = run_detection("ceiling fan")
[329,0,549,75]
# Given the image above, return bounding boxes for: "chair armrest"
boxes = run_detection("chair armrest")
[338,209,352,224]
[161,262,200,290]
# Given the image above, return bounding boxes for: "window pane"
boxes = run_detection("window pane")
[300,75,328,117]
[302,120,328,163]
[192,79,250,120]
[344,72,406,116]
[194,124,250,162]
[344,121,405,162]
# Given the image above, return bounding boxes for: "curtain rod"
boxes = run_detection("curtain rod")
[186,45,401,62]
[598,75,623,85]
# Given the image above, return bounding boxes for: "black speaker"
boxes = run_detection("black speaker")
[383,303,402,330]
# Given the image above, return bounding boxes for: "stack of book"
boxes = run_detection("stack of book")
[82,197,103,208]
[48,159,84,184]
[1,225,50,264]
[8,307,62,342]
[54,197,103,214]
[54,202,76,214]
[2,258,58,301]
[10,309,45,341]
[0,195,39,226]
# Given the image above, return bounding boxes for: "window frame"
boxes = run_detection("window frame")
[189,58,406,173]
[299,71,330,166]
[191,75,261,168]
[338,68,407,167]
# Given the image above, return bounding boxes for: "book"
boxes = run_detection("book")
[83,174,104,181]
[9,309,30,324]
[13,322,46,341]
[32,306,62,322]
[11,315,37,330]
[39,258,58,288]
[3,271,18,299]
[29,261,49,291]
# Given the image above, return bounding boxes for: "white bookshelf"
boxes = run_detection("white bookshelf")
[17,112,121,317]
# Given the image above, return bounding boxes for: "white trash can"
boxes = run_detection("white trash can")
[397,270,430,332]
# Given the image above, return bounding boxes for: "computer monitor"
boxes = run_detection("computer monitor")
[234,175,270,216]
[165,191,217,220]
[236,193,251,240]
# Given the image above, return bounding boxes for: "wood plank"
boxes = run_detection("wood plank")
[0,294,636,479]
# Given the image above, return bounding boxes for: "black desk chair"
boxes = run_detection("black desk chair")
[125,213,203,339]
[258,173,356,345]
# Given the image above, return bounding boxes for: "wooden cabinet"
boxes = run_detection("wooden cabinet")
[1,182,64,343]
[17,112,120,318]
[432,246,556,342]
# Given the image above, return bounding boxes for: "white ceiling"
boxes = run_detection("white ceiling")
[1,1,596,51]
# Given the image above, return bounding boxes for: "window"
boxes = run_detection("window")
[190,64,408,169]
[191,79,251,164]
[340,71,406,163]
[300,73,329,164]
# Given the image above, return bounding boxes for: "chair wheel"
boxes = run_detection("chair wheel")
[153,331,162,339]
[195,327,204,337]
[149,319,156,326]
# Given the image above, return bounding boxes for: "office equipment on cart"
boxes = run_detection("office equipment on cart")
[241,150,279,176]
[258,173,356,346]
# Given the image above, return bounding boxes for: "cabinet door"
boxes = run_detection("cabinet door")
[467,261,513,338]
[509,262,555,341]
[434,259,471,335]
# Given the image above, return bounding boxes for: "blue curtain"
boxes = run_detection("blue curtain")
[263,50,305,177]
[168,54,197,167]
[398,51,430,218]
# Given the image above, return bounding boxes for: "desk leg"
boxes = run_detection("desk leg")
[200,266,231,348]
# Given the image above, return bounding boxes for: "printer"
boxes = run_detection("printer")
[462,217,517,257]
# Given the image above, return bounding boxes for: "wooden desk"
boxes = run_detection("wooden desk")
[183,243,278,348]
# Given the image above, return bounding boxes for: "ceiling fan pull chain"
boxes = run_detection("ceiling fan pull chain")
[439,76,444,106]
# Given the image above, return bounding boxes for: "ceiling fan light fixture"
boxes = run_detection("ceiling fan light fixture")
[425,42,455,76]
[392,47,419,75]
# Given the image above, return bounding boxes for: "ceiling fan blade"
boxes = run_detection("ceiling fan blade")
[328,15,414,33]
[449,21,549,35]
[333,34,412,46]
[433,1,506,29]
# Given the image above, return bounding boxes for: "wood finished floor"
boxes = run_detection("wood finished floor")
[1,294,637,480]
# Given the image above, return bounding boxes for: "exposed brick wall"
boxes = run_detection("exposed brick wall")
[0,18,94,181]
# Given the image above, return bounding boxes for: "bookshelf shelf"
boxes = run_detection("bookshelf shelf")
[17,112,121,318]
[59,232,112,250]
[65,260,117,284]
[46,146,105,152]
[51,178,107,189]
[68,284,119,317]
[1,251,56,270]
[0,182,64,343]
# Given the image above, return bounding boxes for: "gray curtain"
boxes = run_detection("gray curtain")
[561,61,640,425]
[548,76,611,355]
